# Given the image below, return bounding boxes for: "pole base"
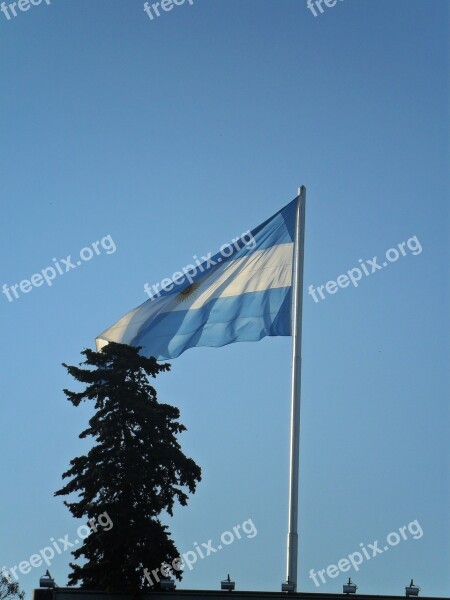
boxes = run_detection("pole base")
[281,582,296,593]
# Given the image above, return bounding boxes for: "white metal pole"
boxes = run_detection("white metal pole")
[286,186,306,591]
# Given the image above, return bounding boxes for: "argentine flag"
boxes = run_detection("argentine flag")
[96,198,297,360]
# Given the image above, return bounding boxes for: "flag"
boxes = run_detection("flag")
[96,198,297,360]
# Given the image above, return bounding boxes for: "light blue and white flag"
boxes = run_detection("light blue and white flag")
[96,198,297,360]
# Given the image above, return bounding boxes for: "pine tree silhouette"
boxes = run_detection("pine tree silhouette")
[55,342,201,592]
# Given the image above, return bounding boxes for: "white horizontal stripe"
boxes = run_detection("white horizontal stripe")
[166,242,293,312]
[96,303,144,350]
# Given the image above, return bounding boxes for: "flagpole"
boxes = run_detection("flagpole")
[285,186,306,592]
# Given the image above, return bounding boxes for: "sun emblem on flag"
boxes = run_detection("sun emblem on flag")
[176,280,202,303]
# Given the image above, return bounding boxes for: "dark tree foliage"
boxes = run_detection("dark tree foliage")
[0,574,24,600]
[55,342,201,593]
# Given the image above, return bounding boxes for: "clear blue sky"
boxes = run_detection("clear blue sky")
[1,0,448,597]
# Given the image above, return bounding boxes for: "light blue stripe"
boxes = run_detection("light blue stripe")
[130,287,292,360]
[249,196,296,250]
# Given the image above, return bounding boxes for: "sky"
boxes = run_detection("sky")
[1,0,449,598]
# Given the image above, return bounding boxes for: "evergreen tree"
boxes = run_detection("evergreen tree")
[0,573,24,600]
[55,342,201,592]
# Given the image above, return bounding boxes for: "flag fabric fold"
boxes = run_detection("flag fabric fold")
[96,198,297,360]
